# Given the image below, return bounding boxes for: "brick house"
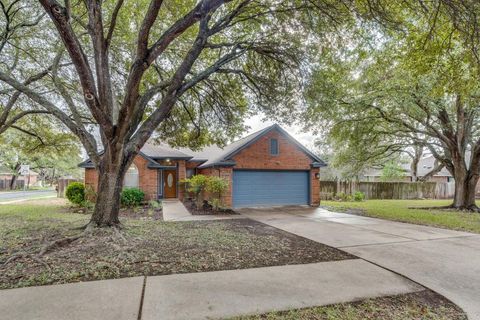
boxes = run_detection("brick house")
[79,124,326,208]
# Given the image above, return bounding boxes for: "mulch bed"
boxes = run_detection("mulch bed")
[0,218,354,290]
[232,290,467,319]
[183,198,239,215]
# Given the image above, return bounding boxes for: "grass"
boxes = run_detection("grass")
[322,199,480,233]
[230,290,466,320]
[0,198,353,289]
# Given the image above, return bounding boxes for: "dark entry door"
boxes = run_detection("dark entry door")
[163,170,177,198]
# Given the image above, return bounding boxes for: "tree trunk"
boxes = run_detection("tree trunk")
[89,148,132,227]
[410,145,422,182]
[452,168,479,210]
[9,162,20,190]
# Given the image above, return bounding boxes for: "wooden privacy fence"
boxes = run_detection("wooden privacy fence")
[320,181,454,200]
[0,179,24,190]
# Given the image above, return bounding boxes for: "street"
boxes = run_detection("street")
[0,190,57,203]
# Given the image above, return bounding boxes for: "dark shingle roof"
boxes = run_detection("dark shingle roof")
[141,143,192,160]
[79,124,326,169]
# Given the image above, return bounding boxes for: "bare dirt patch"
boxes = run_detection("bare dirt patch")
[1,213,353,289]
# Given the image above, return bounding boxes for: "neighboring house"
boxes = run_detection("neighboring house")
[79,124,326,208]
[363,155,453,183]
[0,166,39,190]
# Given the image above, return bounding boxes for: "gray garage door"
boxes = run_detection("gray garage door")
[232,170,309,208]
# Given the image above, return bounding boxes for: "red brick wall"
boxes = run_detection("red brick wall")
[84,168,98,194]
[233,130,312,170]
[83,155,159,201]
[135,156,157,201]
[310,168,320,206]
[177,160,186,200]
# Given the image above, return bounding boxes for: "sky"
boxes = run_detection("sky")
[245,114,316,149]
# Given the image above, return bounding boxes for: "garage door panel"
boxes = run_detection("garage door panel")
[233,170,309,208]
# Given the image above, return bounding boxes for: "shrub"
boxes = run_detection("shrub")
[183,175,209,209]
[206,176,229,210]
[205,176,229,196]
[81,200,94,211]
[184,175,209,195]
[183,175,229,211]
[353,191,365,202]
[148,200,162,209]
[208,198,222,211]
[121,187,145,207]
[65,182,85,205]
[335,192,347,201]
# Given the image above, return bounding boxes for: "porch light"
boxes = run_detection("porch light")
[315,173,320,179]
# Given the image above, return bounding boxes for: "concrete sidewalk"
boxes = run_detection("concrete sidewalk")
[240,207,480,319]
[0,260,422,320]
[142,260,421,320]
[0,277,144,320]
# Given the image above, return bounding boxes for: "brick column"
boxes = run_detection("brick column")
[177,160,186,200]
[219,167,233,208]
[310,168,320,206]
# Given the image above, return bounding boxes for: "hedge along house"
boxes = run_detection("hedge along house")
[79,124,326,208]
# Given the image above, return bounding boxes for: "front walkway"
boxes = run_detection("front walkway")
[240,206,480,320]
[162,199,246,221]
[0,260,422,320]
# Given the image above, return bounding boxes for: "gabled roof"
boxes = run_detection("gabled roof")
[141,143,192,160]
[77,143,193,168]
[196,124,325,168]
[78,124,326,169]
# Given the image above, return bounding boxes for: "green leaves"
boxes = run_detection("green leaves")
[303,1,480,176]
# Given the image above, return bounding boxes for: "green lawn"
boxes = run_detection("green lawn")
[231,290,466,320]
[322,199,480,233]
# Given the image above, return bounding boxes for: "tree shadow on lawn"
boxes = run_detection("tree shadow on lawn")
[0,216,355,290]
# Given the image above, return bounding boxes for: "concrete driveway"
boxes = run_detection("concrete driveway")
[240,206,480,320]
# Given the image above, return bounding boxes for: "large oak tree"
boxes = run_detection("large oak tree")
[304,0,480,210]
[0,0,347,226]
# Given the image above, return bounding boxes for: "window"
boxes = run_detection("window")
[124,164,139,188]
[270,138,279,155]
[186,168,195,178]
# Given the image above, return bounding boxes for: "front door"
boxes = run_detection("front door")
[163,170,177,198]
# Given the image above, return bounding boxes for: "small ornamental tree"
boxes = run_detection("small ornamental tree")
[205,176,229,210]
[184,174,209,209]
[183,174,229,210]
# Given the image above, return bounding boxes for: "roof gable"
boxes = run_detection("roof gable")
[198,124,326,168]
[78,124,326,169]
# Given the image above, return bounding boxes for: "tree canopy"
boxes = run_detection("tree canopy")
[304,0,480,208]
[0,0,354,225]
